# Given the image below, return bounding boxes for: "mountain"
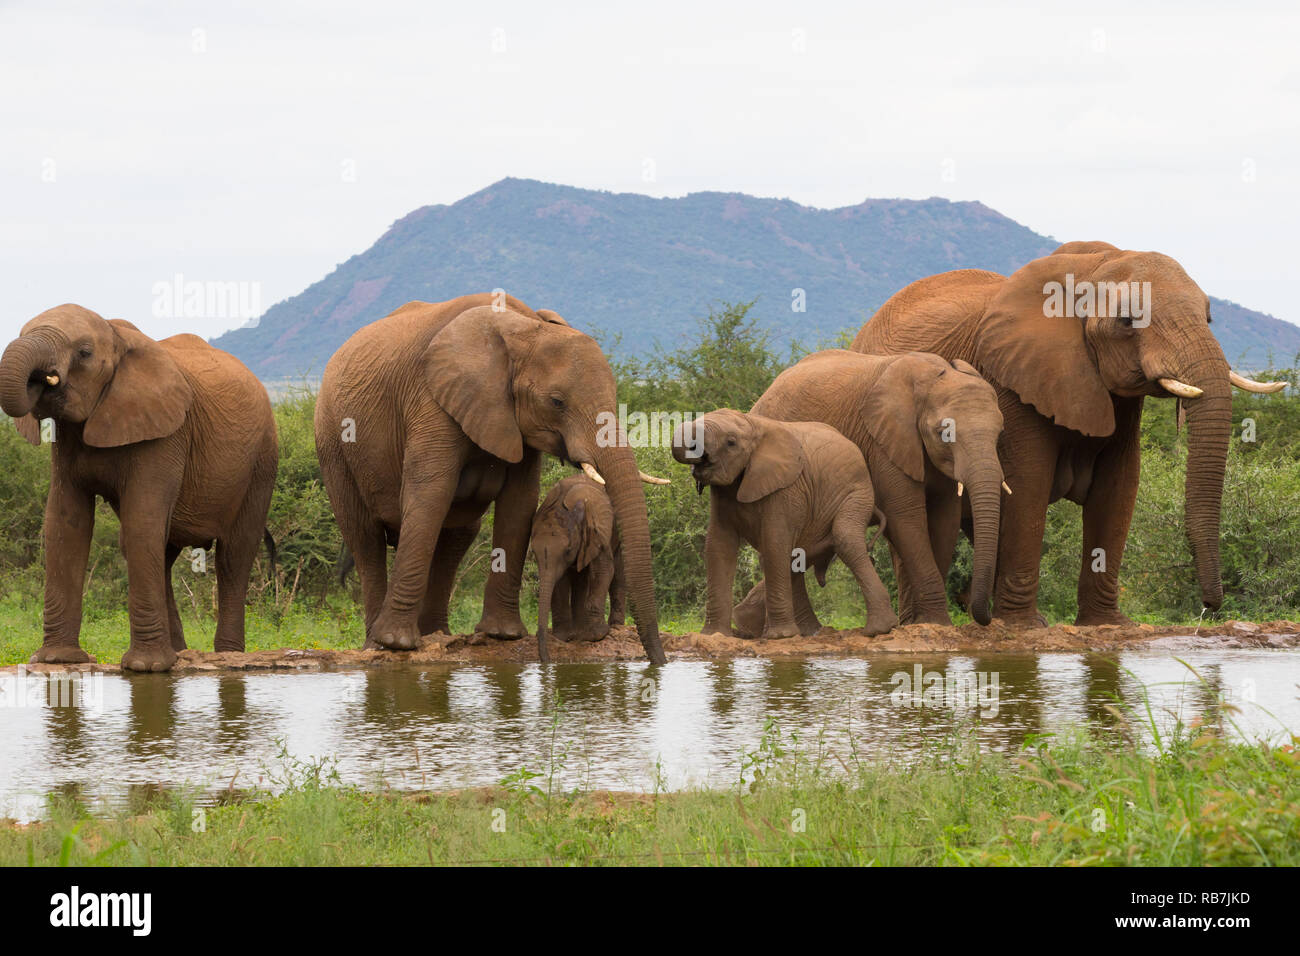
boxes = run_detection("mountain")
[212,178,1300,379]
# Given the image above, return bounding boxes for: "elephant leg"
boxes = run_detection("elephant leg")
[703,511,741,636]
[732,580,766,638]
[1076,402,1141,625]
[790,571,822,635]
[993,401,1060,625]
[418,520,481,635]
[371,445,466,650]
[118,483,181,672]
[164,544,186,652]
[30,477,96,664]
[879,474,948,625]
[476,451,542,640]
[833,492,899,637]
[607,547,626,627]
[580,555,615,642]
[924,481,963,619]
[320,458,388,647]
[213,477,271,653]
[758,514,799,640]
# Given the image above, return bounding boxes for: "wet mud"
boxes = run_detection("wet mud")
[6,618,1298,675]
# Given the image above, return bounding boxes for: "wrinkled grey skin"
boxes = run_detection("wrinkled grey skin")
[530,474,626,663]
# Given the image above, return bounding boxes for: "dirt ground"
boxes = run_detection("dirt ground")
[8,618,1299,674]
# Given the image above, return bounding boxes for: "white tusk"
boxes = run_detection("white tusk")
[957,481,963,497]
[1229,371,1286,394]
[1002,481,1013,495]
[581,462,606,485]
[44,374,59,386]
[1158,377,1203,399]
[639,470,670,485]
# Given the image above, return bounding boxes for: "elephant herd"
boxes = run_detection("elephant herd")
[0,242,1285,671]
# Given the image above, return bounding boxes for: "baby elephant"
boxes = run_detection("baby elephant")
[530,474,626,663]
[672,410,898,640]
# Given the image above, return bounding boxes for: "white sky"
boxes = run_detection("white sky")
[2,0,1298,344]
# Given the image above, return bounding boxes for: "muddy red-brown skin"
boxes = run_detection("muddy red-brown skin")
[313,294,664,664]
[0,304,278,672]
[673,409,898,640]
[853,242,1236,627]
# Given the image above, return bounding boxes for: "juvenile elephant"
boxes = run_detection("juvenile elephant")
[853,241,1285,625]
[0,305,278,672]
[671,410,898,639]
[734,350,1007,632]
[530,474,626,663]
[314,293,667,664]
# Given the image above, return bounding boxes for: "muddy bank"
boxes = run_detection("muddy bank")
[6,618,1299,675]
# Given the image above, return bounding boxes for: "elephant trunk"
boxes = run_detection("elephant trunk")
[1178,352,1232,610]
[535,560,562,665]
[594,442,666,665]
[963,469,1003,626]
[0,334,58,420]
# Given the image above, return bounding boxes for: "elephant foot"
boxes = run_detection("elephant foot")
[1075,608,1135,627]
[995,608,1049,628]
[732,608,765,639]
[578,622,611,643]
[371,615,421,650]
[212,639,244,653]
[120,644,177,673]
[797,618,823,637]
[474,611,528,641]
[862,611,900,637]
[760,622,801,641]
[29,644,96,665]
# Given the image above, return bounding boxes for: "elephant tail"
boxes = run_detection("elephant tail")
[263,530,278,575]
[865,508,886,551]
[337,543,355,585]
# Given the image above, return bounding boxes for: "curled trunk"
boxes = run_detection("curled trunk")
[0,334,57,420]
[594,442,666,664]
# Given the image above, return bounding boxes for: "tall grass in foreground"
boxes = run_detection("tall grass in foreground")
[5,669,1296,867]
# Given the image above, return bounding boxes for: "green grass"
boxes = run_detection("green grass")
[5,717,1296,866]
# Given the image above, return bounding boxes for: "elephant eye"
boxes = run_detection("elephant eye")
[727,437,737,446]
[1118,315,1133,328]
[78,346,92,359]
[549,395,565,410]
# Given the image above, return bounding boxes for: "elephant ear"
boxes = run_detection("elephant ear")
[563,490,612,571]
[83,320,194,448]
[975,253,1116,437]
[12,414,42,446]
[738,419,805,504]
[861,354,933,483]
[422,306,526,463]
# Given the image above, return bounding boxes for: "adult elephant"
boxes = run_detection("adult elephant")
[737,350,1006,628]
[0,304,278,671]
[313,293,667,664]
[852,241,1283,625]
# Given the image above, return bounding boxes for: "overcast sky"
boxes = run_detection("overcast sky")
[2,0,1298,344]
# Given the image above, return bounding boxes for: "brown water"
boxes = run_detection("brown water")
[1,649,1296,822]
